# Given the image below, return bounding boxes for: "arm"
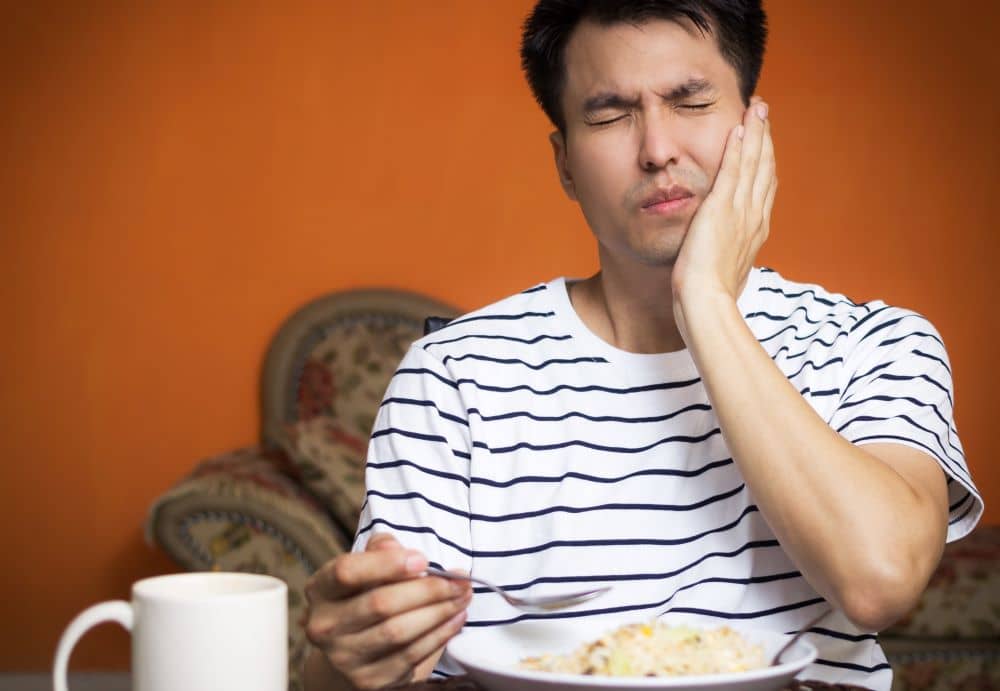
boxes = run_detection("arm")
[672,101,949,631]
[679,289,947,631]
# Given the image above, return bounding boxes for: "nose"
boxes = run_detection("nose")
[637,110,681,172]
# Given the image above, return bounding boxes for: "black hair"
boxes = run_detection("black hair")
[520,0,767,133]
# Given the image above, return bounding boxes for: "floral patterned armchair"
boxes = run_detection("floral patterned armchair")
[146,287,998,691]
[880,525,1000,690]
[146,288,458,691]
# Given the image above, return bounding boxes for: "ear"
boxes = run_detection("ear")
[549,130,577,201]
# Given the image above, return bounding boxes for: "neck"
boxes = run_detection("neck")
[569,260,686,354]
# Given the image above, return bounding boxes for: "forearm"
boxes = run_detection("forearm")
[680,290,942,629]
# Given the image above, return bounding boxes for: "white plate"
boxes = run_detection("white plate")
[447,618,817,691]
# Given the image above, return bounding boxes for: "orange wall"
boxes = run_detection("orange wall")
[2,0,997,671]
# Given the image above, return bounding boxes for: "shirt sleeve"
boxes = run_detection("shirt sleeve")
[828,305,983,541]
[352,344,473,573]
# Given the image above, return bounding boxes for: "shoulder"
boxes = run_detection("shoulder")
[411,279,565,353]
[749,267,946,359]
[749,267,870,323]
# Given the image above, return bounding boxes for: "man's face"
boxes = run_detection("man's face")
[553,19,746,268]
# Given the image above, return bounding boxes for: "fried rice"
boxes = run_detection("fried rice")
[519,620,765,677]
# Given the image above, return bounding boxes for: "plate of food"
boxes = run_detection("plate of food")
[446,617,817,691]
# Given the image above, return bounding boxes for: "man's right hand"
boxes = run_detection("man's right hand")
[303,533,472,690]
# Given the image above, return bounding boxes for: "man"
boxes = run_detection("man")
[303,2,983,689]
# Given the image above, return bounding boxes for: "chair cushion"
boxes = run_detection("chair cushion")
[885,643,1000,691]
[261,289,457,539]
[147,446,344,569]
[278,312,423,537]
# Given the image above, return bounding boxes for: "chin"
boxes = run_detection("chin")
[637,250,681,267]
[634,228,687,266]
[622,238,683,267]
[597,219,688,269]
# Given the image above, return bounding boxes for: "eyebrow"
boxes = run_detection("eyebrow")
[582,78,716,115]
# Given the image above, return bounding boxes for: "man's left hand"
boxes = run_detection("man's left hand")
[672,99,776,343]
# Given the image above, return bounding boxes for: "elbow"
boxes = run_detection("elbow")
[840,594,913,633]
[838,563,925,632]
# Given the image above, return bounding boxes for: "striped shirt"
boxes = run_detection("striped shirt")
[353,266,983,690]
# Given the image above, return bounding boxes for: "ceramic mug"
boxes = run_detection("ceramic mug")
[53,572,287,691]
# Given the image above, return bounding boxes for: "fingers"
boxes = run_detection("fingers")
[305,543,426,604]
[735,100,768,206]
[412,643,449,683]
[762,175,778,241]
[751,117,775,216]
[349,574,471,632]
[306,574,469,649]
[308,579,471,690]
[710,123,744,200]
[343,588,472,662]
[307,573,465,643]
[345,608,468,689]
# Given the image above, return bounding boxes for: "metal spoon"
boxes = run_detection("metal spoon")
[424,566,611,613]
[771,607,833,666]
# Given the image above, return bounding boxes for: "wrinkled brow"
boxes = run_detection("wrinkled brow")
[582,78,716,114]
[661,77,715,101]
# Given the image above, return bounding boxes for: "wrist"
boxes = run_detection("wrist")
[674,281,737,327]
[304,647,357,691]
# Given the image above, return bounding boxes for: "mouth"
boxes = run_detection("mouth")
[640,185,695,215]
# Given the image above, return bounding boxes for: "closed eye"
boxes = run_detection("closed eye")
[587,115,628,127]
[680,103,713,110]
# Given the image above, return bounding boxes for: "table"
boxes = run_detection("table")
[401,677,873,690]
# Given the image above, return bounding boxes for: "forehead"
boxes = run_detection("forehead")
[561,18,739,103]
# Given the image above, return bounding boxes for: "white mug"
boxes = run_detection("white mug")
[53,572,288,691]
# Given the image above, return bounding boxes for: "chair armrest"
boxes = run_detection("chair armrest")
[146,446,348,691]
[879,526,1000,691]
[146,445,347,570]
[882,525,1000,640]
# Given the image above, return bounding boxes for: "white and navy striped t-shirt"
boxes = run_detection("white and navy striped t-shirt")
[353,267,982,690]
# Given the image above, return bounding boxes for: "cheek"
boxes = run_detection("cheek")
[568,140,631,198]
[690,125,732,181]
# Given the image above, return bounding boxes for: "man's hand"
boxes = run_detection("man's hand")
[303,533,472,690]
[672,99,776,343]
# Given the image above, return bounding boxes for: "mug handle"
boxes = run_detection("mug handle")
[52,601,133,691]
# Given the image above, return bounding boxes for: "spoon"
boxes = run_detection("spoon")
[424,566,611,613]
[771,607,833,666]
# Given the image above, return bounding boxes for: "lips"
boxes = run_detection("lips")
[641,185,694,208]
